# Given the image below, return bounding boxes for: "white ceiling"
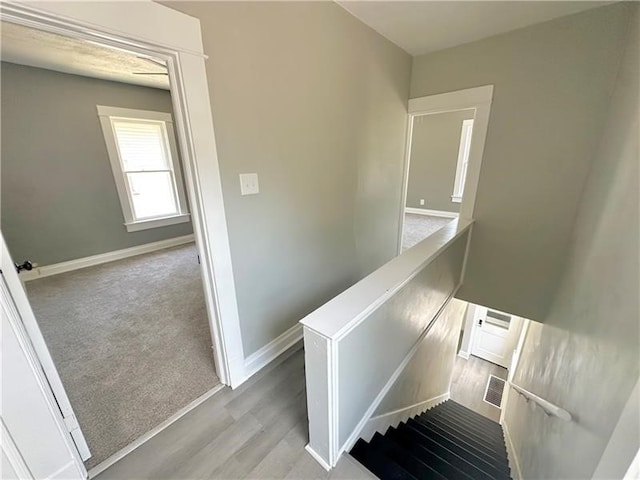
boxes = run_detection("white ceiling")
[337,1,609,56]
[1,22,170,90]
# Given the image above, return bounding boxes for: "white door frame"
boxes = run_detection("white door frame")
[0,1,245,387]
[398,85,494,254]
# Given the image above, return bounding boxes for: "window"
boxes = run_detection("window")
[451,118,474,203]
[97,106,189,232]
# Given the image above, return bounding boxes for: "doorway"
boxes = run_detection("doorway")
[0,4,245,476]
[398,86,493,253]
[0,22,220,470]
[452,302,527,422]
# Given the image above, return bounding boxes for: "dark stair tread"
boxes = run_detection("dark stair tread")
[369,433,450,480]
[433,403,503,435]
[351,438,418,480]
[402,421,511,478]
[440,401,503,431]
[422,410,507,452]
[387,424,509,480]
[414,416,508,461]
[406,418,510,475]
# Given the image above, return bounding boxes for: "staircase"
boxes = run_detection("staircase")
[351,400,512,479]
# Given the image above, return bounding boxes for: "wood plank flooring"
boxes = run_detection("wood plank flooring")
[95,346,374,479]
[449,354,507,422]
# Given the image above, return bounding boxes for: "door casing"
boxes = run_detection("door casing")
[0,1,246,477]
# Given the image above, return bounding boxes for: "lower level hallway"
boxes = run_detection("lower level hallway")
[95,347,374,479]
[25,243,219,469]
[450,354,508,422]
[402,213,453,251]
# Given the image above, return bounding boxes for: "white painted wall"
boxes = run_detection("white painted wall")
[503,6,639,478]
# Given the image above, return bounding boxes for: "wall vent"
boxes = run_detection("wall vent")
[483,375,506,408]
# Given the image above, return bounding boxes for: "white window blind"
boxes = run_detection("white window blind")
[112,119,179,220]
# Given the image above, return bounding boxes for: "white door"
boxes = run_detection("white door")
[1,233,91,462]
[471,307,523,368]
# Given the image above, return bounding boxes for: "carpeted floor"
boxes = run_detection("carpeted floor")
[25,243,219,469]
[402,213,453,251]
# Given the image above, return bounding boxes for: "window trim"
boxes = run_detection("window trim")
[97,105,190,232]
[451,118,474,203]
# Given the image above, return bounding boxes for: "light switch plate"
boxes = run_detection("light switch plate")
[239,173,259,195]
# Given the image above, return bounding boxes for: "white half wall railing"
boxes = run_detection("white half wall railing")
[509,382,572,422]
[300,218,473,469]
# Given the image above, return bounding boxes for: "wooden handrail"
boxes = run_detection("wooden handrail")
[510,382,572,421]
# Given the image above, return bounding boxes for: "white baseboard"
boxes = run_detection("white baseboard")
[304,444,331,472]
[502,420,522,480]
[243,323,303,381]
[405,207,458,218]
[457,350,470,359]
[87,383,224,478]
[359,392,450,442]
[20,234,195,282]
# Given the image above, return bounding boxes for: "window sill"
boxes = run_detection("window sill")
[125,213,191,232]
[451,196,462,204]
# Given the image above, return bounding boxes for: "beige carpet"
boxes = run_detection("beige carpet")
[402,213,453,251]
[25,243,219,469]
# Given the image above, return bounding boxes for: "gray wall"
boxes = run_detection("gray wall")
[165,2,412,356]
[406,110,474,212]
[0,62,193,266]
[411,3,632,321]
[504,6,638,478]
[373,298,465,416]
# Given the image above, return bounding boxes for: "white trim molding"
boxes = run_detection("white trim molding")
[243,323,303,383]
[398,85,493,255]
[304,445,332,472]
[1,0,246,392]
[405,207,458,218]
[124,214,191,232]
[359,392,450,444]
[502,420,522,480]
[20,235,195,282]
[1,419,34,480]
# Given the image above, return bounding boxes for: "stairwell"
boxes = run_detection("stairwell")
[351,400,512,479]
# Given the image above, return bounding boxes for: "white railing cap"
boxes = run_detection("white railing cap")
[300,218,473,340]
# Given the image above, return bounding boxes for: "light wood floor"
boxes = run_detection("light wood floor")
[450,354,507,423]
[95,346,374,479]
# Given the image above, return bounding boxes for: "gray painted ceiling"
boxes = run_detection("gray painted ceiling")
[337,1,610,56]
[1,21,170,90]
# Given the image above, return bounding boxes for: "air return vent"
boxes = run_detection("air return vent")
[484,375,506,408]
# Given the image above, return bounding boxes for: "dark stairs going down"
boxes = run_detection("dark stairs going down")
[350,399,512,480]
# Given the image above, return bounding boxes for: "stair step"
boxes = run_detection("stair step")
[351,438,418,480]
[406,418,510,475]
[369,433,449,480]
[423,410,507,452]
[387,426,504,480]
[414,416,508,461]
[431,403,503,437]
[440,401,503,432]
